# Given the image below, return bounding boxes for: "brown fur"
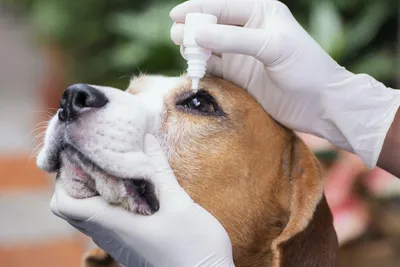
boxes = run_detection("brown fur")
[83,76,338,267]
[83,248,119,267]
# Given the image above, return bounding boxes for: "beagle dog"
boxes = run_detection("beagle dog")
[37,75,338,267]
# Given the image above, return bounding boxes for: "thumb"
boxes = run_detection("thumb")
[53,181,108,222]
[143,134,180,189]
[143,134,171,174]
[143,134,194,211]
[195,24,268,59]
[50,193,67,220]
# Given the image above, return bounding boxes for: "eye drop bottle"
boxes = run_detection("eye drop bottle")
[182,13,218,91]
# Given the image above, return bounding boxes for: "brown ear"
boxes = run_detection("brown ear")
[82,248,119,267]
[271,137,338,267]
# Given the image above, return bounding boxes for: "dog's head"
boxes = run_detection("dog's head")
[37,75,337,266]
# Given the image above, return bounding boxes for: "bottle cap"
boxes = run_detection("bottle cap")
[183,13,217,91]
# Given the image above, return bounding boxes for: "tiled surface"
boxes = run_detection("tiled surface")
[0,8,89,267]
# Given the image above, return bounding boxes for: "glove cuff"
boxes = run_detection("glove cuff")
[320,74,400,168]
[358,92,400,168]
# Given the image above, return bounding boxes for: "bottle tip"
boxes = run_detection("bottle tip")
[192,78,199,90]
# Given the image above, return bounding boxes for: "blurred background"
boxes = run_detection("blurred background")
[0,0,399,266]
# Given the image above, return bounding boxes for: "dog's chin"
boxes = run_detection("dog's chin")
[55,146,160,215]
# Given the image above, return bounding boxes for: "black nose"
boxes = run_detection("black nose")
[58,84,108,122]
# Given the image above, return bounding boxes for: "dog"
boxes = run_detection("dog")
[37,74,338,267]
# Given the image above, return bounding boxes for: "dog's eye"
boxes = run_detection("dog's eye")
[176,90,224,116]
[184,95,216,113]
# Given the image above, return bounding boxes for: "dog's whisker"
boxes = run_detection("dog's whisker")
[29,141,45,161]
[29,132,46,143]
[32,108,58,112]
[31,126,49,133]
[32,133,46,143]
[31,120,50,131]
[29,125,49,139]
[30,125,49,133]
[32,120,50,127]
[34,120,50,126]
[31,140,44,151]
[30,140,44,151]
[31,124,49,130]
[32,109,58,117]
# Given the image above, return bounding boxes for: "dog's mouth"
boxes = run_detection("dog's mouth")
[59,145,100,181]
[56,143,159,215]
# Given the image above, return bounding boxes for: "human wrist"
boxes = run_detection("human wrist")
[378,107,400,176]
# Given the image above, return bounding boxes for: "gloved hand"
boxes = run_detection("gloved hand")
[51,134,234,267]
[170,0,400,168]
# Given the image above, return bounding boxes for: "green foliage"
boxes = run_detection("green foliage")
[7,0,398,89]
[306,0,397,84]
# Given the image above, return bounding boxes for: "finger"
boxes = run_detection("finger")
[180,44,222,60]
[170,0,256,26]
[143,134,195,211]
[70,202,159,232]
[212,51,222,57]
[172,22,222,57]
[143,134,184,190]
[180,45,186,60]
[91,237,155,267]
[54,181,108,222]
[195,24,268,58]
[143,134,181,188]
[50,193,66,220]
[206,54,222,78]
[51,190,95,235]
[67,221,92,236]
[170,22,184,45]
[143,134,171,174]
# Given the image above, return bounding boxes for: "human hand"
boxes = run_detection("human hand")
[170,0,400,168]
[51,134,234,267]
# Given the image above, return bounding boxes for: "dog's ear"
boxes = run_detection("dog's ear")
[272,137,339,267]
[82,248,119,267]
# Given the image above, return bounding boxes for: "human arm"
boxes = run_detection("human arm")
[378,108,400,177]
[170,0,400,171]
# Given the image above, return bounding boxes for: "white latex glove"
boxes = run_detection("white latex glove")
[51,134,234,267]
[170,0,400,168]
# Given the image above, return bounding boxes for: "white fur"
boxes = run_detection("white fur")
[37,75,184,214]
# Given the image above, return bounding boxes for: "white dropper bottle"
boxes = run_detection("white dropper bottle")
[182,13,218,91]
